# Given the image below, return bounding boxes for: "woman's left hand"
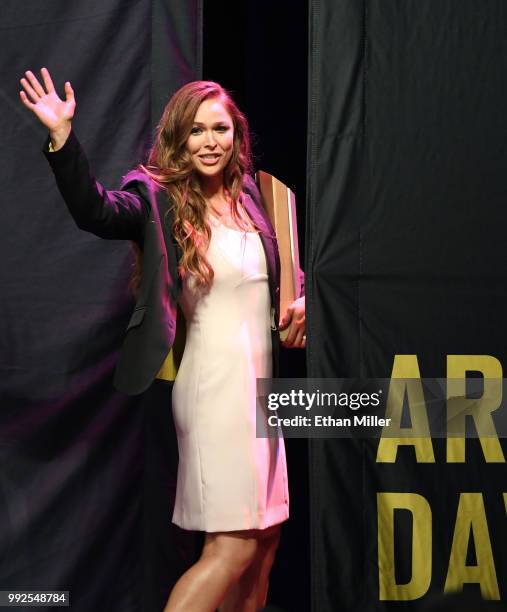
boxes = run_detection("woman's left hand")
[279,296,306,348]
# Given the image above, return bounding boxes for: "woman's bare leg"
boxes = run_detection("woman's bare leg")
[254,525,281,609]
[163,530,258,612]
[218,524,282,612]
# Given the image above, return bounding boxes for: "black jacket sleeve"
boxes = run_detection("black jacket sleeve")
[43,130,150,243]
[298,266,305,298]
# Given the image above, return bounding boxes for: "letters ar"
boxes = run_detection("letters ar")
[376,355,506,601]
[377,354,505,463]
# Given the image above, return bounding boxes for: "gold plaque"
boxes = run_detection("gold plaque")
[256,171,302,340]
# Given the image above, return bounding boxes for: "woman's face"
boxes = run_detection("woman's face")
[186,97,234,183]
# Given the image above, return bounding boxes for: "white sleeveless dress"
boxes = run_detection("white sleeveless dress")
[171,210,289,532]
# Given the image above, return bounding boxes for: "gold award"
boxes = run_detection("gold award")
[256,171,302,341]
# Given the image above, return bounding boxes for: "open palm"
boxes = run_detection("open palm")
[19,67,75,132]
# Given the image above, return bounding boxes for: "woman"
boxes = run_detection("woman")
[20,67,305,612]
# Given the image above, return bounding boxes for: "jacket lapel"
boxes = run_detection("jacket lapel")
[155,189,182,298]
[153,186,279,314]
[241,192,280,311]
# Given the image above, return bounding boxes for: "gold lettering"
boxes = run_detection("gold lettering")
[377,355,435,463]
[378,493,432,600]
[444,493,499,599]
[446,356,504,463]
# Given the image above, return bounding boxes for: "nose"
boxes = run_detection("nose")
[204,130,217,148]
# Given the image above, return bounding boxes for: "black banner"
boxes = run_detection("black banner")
[307,1,507,610]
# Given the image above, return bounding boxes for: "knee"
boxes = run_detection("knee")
[261,525,281,553]
[227,538,259,578]
[207,536,259,580]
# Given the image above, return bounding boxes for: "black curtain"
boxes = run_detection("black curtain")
[1,2,202,610]
[308,1,507,610]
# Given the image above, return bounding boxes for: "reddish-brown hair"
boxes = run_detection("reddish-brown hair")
[134,80,258,290]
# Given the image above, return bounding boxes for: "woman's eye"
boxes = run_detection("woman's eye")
[215,126,228,132]
[190,127,202,135]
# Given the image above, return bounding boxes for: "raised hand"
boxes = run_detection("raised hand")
[19,67,75,150]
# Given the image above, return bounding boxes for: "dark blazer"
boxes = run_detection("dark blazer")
[44,130,303,395]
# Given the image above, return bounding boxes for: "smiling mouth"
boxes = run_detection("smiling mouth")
[198,154,222,166]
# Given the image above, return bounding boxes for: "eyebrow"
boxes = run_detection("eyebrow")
[192,121,230,126]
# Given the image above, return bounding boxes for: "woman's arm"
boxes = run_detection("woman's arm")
[20,67,149,243]
[43,129,149,243]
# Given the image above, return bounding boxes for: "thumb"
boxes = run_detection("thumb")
[279,306,293,329]
[64,81,75,103]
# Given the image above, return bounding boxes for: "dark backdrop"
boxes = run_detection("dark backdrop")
[6,1,504,611]
[308,1,507,610]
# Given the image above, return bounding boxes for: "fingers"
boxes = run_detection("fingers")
[293,328,305,348]
[292,328,306,348]
[19,76,39,103]
[40,67,55,93]
[283,324,297,347]
[278,317,289,331]
[281,321,305,348]
[19,90,35,110]
[20,68,60,104]
[24,70,45,97]
[280,307,306,349]
[64,81,75,103]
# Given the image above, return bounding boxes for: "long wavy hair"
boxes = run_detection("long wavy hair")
[131,81,262,293]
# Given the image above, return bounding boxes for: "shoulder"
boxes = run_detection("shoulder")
[119,170,167,220]
[120,169,162,200]
[121,169,176,227]
[120,168,165,214]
